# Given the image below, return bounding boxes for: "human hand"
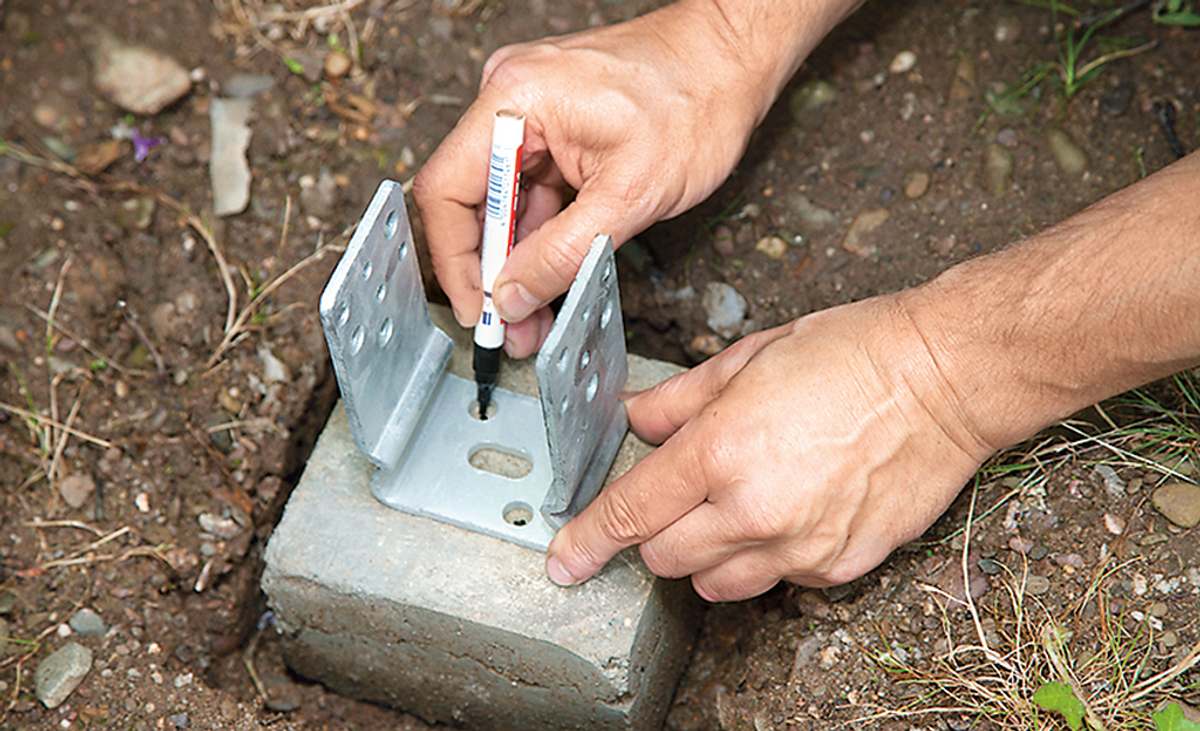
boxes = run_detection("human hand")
[413,1,793,357]
[544,295,996,601]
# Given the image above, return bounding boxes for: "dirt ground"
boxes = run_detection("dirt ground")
[1,0,1197,729]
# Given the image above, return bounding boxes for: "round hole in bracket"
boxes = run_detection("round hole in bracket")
[602,261,614,283]
[556,348,569,372]
[559,398,569,416]
[361,260,373,280]
[375,282,387,302]
[336,301,350,327]
[600,301,613,329]
[350,324,365,354]
[397,240,408,261]
[580,304,592,324]
[384,210,399,239]
[502,501,534,527]
[585,372,599,402]
[468,399,498,420]
[578,350,591,371]
[378,318,394,347]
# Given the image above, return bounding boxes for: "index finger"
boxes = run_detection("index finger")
[544,420,718,586]
[411,97,499,327]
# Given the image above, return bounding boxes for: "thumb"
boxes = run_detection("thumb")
[492,188,632,323]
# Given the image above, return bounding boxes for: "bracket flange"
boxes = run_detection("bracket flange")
[319,181,628,551]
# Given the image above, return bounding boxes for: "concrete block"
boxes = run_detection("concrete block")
[263,307,700,730]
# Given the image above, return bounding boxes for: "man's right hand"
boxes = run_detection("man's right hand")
[413,0,838,357]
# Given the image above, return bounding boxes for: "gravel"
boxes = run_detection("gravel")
[69,608,108,637]
[35,642,93,709]
[701,283,748,340]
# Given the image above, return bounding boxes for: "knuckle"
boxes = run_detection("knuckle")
[596,491,651,546]
[638,542,680,579]
[536,234,589,284]
[690,575,726,603]
[411,168,437,208]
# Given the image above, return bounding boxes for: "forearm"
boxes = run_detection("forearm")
[904,152,1200,449]
[680,0,863,122]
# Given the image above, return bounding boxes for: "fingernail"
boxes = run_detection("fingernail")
[494,281,539,323]
[452,305,476,328]
[545,555,578,587]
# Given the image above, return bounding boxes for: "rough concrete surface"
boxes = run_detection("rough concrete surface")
[263,306,700,730]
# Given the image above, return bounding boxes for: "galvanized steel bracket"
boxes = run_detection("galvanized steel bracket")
[319,181,628,551]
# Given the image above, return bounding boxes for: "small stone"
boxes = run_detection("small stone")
[89,30,192,114]
[1094,464,1126,499]
[689,334,725,358]
[996,128,1019,148]
[948,55,976,101]
[701,283,748,340]
[1054,552,1084,569]
[1151,482,1200,527]
[712,225,735,257]
[984,144,1013,196]
[789,79,837,119]
[35,642,92,709]
[1138,533,1168,547]
[210,96,254,217]
[222,73,275,99]
[791,194,836,230]
[1104,512,1126,535]
[198,512,242,540]
[0,591,15,615]
[258,345,291,384]
[1100,81,1134,117]
[755,235,788,260]
[1046,128,1088,176]
[300,168,338,218]
[324,51,352,79]
[994,16,1021,43]
[1008,536,1034,555]
[68,609,107,637]
[34,103,63,129]
[75,140,126,177]
[903,171,930,199]
[0,618,18,658]
[169,712,190,729]
[889,50,917,74]
[135,492,150,513]
[1029,544,1050,561]
[58,472,96,509]
[1161,630,1179,648]
[1149,601,1168,618]
[1025,575,1051,596]
[977,558,1003,575]
[842,208,889,258]
[117,196,157,231]
[817,644,841,670]
[174,672,193,688]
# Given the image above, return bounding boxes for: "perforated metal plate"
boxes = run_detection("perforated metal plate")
[319,181,629,551]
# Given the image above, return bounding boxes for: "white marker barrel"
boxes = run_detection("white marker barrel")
[474,110,525,350]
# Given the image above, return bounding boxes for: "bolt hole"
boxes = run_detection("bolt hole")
[350,325,365,354]
[585,373,599,402]
[556,348,569,372]
[361,260,373,280]
[579,350,591,371]
[378,318,394,346]
[600,301,613,329]
[559,399,569,416]
[337,302,350,327]
[603,261,614,283]
[470,446,532,480]
[502,501,534,527]
[580,304,592,324]
[468,399,498,420]
[384,210,398,239]
[375,282,387,302]
[397,241,408,261]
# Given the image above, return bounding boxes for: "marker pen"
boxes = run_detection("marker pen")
[473,110,525,419]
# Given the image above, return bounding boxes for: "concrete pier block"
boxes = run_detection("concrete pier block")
[263,307,700,730]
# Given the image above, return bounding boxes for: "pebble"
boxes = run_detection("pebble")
[58,472,96,509]
[755,235,788,260]
[1161,630,1179,648]
[889,50,917,74]
[0,591,15,615]
[300,169,339,217]
[35,642,92,709]
[1029,544,1049,561]
[903,171,930,199]
[790,194,836,230]
[1149,601,1168,618]
[210,96,254,217]
[789,79,837,120]
[223,73,275,99]
[198,513,242,540]
[984,143,1013,196]
[949,55,976,101]
[34,103,63,130]
[1046,128,1088,176]
[1100,81,1134,117]
[89,30,192,114]
[712,225,735,257]
[689,334,725,358]
[0,618,17,659]
[1025,575,1051,596]
[1151,482,1200,527]
[1054,552,1085,569]
[75,140,126,177]
[994,16,1022,43]
[169,712,190,729]
[1008,536,1034,555]
[977,558,1003,575]
[258,345,291,384]
[842,208,889,258]
[68,608,107,637]
[701,283,748,339]
[1094,464,1126,499]
[1104,512,1126,535]
[996,128,1019,148]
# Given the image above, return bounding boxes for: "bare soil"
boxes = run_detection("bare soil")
[1,1,1197,729]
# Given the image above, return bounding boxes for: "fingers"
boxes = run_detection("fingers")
[691,550,783,603]
[545,425,717,586]
[637,502,748,579]
[625,324,792,444]
[503,306,554,358]
[493,188,632,323]
[411,103,497,327]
